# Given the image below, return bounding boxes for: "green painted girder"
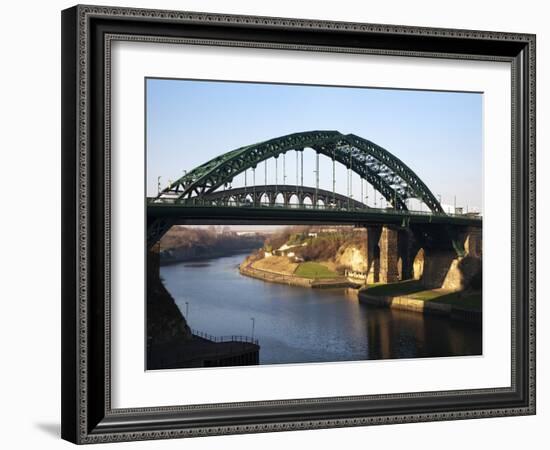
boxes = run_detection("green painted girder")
[147,203,482,227]
[159,130,444,213]
[195,184,368,209]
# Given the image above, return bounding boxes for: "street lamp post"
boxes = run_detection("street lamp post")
[250,317,255,340]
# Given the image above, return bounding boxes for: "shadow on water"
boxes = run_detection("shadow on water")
[159,253,481,366]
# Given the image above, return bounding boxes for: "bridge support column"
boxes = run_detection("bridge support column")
[379,226,399,283]
[465,227,482,257]
[366,226,381,283]
[397,228,417,281]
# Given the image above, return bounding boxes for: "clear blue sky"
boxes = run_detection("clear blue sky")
[146,78,482,212]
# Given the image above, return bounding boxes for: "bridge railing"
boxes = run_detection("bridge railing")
[191,328,259,345]
[147,197,481,220]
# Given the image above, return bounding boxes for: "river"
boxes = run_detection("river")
[160,253,481,365]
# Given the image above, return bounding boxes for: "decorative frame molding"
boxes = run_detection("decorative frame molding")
[61,4,536,444]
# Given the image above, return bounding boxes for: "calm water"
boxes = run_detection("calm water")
[160,253,481,365]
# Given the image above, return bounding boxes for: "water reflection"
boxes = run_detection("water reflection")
[364,306,481,360]
[160,253,481,365]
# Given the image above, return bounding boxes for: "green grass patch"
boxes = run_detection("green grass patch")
[427,291,482,311]
[362,280,482,312]
[363,279,424,297]
[407,290,445,301]
[294,262,338,279]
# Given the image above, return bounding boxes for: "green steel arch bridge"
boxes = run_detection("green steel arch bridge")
[147,130,481,248]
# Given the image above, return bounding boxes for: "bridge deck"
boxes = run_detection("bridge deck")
[147,201,482,227]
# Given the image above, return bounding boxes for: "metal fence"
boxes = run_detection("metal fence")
[191,328,259,345]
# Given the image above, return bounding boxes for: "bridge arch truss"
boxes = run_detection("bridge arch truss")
[156,130,444,213]
[189,184,367,210]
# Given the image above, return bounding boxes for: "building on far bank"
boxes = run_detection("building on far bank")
[276,242,307,257]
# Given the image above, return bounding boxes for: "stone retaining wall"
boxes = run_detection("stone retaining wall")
[358,292,481,324]
[239,264,352,289]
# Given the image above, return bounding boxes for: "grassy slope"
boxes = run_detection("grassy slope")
[362,279,481,311]
[251,256,299,275]
[426,291,481,310]
[294,262,339,279]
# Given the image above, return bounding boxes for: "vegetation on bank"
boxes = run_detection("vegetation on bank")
[361,279,481,311]
[262,225,363,267]
[242,226,366,282]
[250,255,298,275]
[249,257,341,280]
[160,225,266,263]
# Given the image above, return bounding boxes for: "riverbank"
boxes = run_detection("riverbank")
[161,253,482,363]
[148,249,260,369]
[358,280,481,324]
[239,261,354,288]
[160,246,260,266]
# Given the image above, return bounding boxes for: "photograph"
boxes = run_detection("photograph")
[145,79,483,370]
[56,2,537,445]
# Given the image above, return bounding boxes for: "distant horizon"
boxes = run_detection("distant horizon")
[146,78,483,212]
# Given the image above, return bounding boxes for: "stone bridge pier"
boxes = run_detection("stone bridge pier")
[410,225,483,289]
[379,226,399,283]
[464,226,482,257]
[361,224,482,289]
[364,225,415,284]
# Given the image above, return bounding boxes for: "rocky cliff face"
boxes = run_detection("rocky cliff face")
[335,241,368,272]
[441,255,482,291]
[147,249,192,346]
[420,250,482,291]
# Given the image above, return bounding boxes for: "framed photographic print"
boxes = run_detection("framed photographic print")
[61,4,536,444]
